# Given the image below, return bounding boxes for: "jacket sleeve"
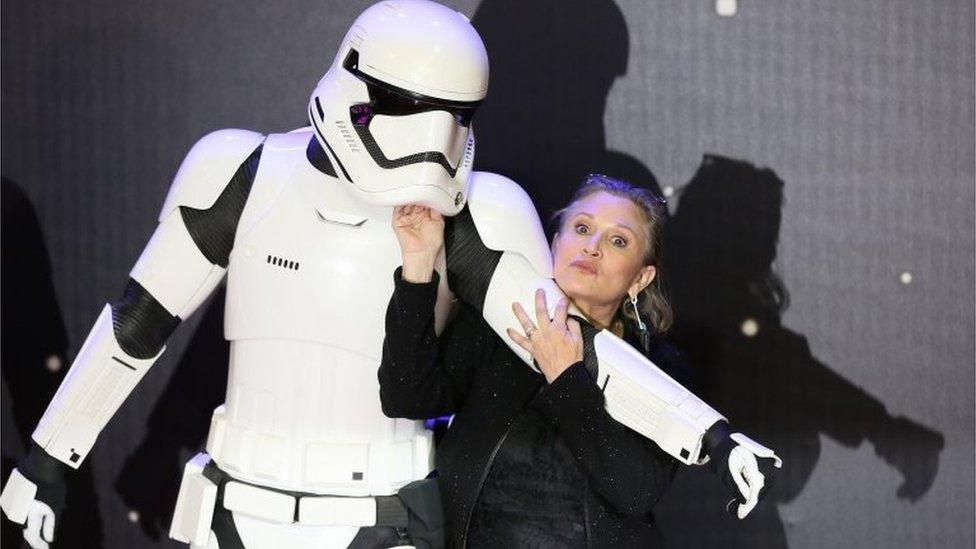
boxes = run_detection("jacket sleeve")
[378,267,493,420]
[534,362,679,518]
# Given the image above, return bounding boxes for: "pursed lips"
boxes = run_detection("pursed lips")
[570,259,598,275]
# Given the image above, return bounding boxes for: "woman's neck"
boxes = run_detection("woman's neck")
[571,298,619,331]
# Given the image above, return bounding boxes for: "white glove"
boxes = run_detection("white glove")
[725,432,782,519]
[23,500,57,549]
[1,453,67,548]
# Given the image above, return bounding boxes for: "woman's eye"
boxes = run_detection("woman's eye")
[575,224,589,235]
[611,236,627,248]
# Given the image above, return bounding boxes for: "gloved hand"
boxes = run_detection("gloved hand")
[703,421,782,519]
[873,415,944,502]
[23,499,58,549]
[0,443,68,549]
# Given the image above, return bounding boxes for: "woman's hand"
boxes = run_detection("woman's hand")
[507,289,584,383]
[392,204,444,283]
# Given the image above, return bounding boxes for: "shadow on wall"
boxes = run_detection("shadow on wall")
[654,156,946,548]
[471,0,663,219]
[1,177,105,548]
[471,0,945,546]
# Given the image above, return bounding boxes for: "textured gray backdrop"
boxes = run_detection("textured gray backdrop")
[1,1,972,547]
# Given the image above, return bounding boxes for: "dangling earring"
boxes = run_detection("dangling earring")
[629,294,647,332]
[629,292,652,354]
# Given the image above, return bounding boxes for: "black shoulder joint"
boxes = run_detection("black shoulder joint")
[181,143,264,268]
[444,206,502,311]
[578,320,600,380]
[111,279,180,359]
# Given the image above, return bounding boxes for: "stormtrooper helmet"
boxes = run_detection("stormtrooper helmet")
[308,0,489,215]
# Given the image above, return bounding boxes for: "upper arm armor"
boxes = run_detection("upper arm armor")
[158,129,265,221]
[465,171,553,277]
[23,130,265,470]
[444,207,501,310]
[444,171,553,311]
[131,129,263,320]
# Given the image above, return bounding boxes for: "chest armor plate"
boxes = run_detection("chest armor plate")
[210,131,452,494]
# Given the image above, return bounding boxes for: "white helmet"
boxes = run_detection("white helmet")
[308,0,488,215]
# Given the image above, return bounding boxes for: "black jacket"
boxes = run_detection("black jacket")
[379,269,685,548]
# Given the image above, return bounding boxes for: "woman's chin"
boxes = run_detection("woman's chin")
[558,277,604,303]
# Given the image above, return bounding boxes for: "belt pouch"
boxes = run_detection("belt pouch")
[397,478,445,549]
[170,453,218,546]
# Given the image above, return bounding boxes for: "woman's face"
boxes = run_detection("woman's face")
[552,191,656,318]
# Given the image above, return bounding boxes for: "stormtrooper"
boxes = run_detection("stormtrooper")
[1,1,780,548]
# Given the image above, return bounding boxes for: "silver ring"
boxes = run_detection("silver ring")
[525,326,538,338]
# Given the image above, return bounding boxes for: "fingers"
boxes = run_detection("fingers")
[728,448,751,502]
[506,328,533,354]
[24,530,47,549]
[403,204,416,216]
[552,297,569,330]
[392,205,413,228]
[24,504,49,549]
[534,288,549,328]
[738,459,763,519]
[514,292,573,336]
[392,204,430,224]
[512,302,537,334]
[729,448,764,519]
[402,204,440,219]
[736,480,761,519]
[41,506,55,542]
[568,318,582,342]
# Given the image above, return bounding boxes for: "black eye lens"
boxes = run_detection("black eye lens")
[361,83,477,127]
[343,49,481,127]
[349,104,374,126]
[368,84,428,117]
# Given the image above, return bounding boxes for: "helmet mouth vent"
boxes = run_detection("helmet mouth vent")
[352,122,462,177]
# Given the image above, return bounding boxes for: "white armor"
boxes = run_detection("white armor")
[1,1,778,547]
[205,129,451,495]
[465,171,777,467]
[308,0,485,215]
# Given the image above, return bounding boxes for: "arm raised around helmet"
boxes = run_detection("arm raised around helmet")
[0,129,265,543]
[443,170,781,518]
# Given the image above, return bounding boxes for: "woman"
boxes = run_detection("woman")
[379,174,687,548]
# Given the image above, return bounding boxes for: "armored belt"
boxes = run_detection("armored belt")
[202,460,410,527]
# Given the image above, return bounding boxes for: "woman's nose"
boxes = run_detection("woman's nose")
[582,236,602,257]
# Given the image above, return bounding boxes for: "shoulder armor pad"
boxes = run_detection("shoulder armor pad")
[158,129,265,221]
[264,128,313,152]
[467,171,552,277]
[233,129,314,238]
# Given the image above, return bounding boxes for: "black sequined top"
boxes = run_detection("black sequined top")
[379,269,686,548]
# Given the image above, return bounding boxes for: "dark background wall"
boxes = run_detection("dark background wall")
[1,1,972,547]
